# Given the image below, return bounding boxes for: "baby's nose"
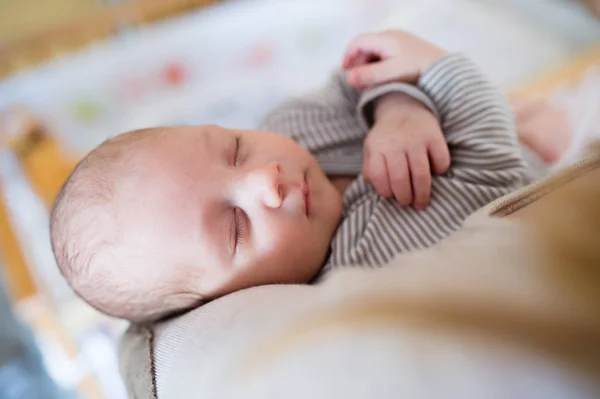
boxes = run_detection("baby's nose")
[248,161,282,208]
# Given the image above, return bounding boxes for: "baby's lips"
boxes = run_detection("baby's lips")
[304,187,311,217]
[303,173,311,217]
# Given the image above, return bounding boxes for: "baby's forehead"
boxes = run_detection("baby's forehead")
[142,125,229,155]
[108,124,239,200]
[110,127,212,190]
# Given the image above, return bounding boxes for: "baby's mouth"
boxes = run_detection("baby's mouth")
[303,171,311,217]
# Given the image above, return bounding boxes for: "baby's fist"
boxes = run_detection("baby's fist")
[363,93,450,209]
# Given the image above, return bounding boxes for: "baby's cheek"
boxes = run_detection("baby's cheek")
[257,222,304,253]
[246,224,324,284]
[255,222,310,261]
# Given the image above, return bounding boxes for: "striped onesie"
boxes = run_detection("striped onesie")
[259,54,530,276]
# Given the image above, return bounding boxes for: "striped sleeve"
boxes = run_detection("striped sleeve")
[320,54,531,275]
[258,71,436,176]
[419,54,528,188]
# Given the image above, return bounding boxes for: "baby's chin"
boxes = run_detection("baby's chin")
[323,178,344,220]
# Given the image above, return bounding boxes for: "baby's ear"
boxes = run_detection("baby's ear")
[530,140,600,307]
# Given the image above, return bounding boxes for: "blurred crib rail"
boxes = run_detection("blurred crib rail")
[0,0,224,80]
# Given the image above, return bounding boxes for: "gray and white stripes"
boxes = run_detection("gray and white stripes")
[260,54,529,276]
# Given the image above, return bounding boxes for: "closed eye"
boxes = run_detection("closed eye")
[233,135,241,167]
[232,207,246,254]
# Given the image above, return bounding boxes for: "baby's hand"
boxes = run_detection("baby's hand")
[343,30,446,89]
[343,30,450,208]
[363,93,450,209]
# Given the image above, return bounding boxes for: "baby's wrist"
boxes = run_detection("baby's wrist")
[374,92,430,122]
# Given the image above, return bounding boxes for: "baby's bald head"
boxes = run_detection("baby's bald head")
[50,128,202,322]
[51,124,342,322]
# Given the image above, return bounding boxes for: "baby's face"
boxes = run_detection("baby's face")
[117,126,342,298]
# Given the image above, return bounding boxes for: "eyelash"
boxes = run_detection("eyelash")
[233,207,245,252]
[233,135,241,167]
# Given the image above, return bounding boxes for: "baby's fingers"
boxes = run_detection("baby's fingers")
[428,138,451,175]
[343,50,375,70]
[387,154,413,206]
[363,151,393,198]
[344,32,396,64]
[346,60,418,89]
[342,48,361,69]
[408,151,432,210]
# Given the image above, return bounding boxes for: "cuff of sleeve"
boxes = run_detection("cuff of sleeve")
[356,83,439,131]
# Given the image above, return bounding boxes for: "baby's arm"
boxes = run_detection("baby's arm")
[421,55,528,188]
[345,31,529,197]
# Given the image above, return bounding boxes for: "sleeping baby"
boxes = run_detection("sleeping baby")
[50,31,534,322]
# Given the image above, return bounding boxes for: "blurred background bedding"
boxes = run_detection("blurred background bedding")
[0,0,598,397]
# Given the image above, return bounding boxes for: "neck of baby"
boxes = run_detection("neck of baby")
[329,175,356,196]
